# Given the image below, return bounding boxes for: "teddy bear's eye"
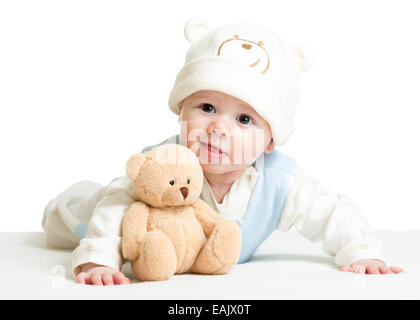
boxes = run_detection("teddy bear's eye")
[169,180,175,185]
[187,178,190,184]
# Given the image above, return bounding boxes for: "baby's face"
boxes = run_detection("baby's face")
[179,90,274,175]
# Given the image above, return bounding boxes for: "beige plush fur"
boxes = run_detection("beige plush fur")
[122,144,241,281]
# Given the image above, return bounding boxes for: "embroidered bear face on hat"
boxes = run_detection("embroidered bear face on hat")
[168,17,315,146]
[217,34,270,75]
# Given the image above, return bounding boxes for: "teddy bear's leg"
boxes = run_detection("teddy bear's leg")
[131,230,177,281]
[190,220,241,275]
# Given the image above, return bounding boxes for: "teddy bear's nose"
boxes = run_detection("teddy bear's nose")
[242,43,252,50]
[180,187,189,199]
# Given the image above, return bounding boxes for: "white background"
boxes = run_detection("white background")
[1,0,419,232]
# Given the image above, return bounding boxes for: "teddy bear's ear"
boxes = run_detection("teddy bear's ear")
[126,154,147,180]
[184,17,211,44]
[291,44,315,73]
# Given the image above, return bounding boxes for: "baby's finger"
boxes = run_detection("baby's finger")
[90,272,103,286]
[389,266,404,274]
[76,272,89,284]
[112,272,130,285]
[353,265,366,274]
[379,266,392,274]
[366,266,380,274]
[339,266,353,272]
[102,273,114,286]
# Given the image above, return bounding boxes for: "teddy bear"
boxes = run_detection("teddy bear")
[121,143,242,281]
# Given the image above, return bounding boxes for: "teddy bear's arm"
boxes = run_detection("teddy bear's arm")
[192,198,224,238]
[121,201,150,261]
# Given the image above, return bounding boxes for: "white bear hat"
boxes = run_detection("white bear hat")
[168,17,315,146]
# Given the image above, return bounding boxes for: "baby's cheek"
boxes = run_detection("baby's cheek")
[239,135,265,163]
[228,141,249,165]
[184,126,209,145]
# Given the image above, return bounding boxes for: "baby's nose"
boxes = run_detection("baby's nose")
[208,127,230,139]
[242,43,252,50]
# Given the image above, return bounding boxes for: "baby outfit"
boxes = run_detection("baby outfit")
[41,18,385,277]
[42,135,384,277]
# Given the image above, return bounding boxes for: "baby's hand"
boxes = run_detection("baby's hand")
[76,263,130,285]
[339,259,404,275]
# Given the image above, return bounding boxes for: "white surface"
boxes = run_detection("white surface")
[1,230,419,299]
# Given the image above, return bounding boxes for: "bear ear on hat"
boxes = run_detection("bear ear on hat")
[126,154,148,180]
[291,44,316,73]
[184,17,211,43]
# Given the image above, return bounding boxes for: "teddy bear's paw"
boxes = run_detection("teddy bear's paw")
[191,220,241,275]
[122,239,141,261]
[209,220,242,274]
[131,230,177,281]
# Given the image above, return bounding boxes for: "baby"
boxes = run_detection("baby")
[42,18,403,285]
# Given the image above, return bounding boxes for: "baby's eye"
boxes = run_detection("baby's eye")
[169,180,175,185]
[237,114,253,125]
[187,178,190,184]
[200,103,215,114]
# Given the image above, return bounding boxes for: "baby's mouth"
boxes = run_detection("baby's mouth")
[199,142,228,160]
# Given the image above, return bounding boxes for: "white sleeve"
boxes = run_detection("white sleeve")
[278,164,385,267]
[71,176,138,277]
